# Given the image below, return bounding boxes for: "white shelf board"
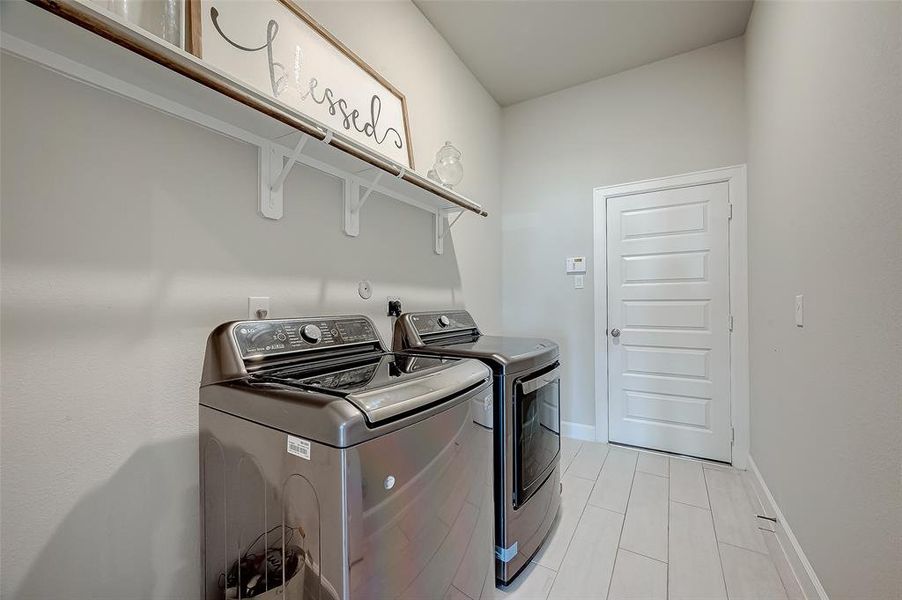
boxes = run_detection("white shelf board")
[1,0,293,145]
[0,0,485,245]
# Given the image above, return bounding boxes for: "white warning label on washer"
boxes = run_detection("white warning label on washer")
[287,436,311,460]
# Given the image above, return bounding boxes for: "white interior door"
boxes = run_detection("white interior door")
[607,182,732,462]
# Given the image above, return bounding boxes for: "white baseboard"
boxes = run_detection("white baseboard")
[747,456,830,600]
[561,420,596,441]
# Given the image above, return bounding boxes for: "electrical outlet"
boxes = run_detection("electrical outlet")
[574,275,585,289]
[248,297,270,320]
[795,294,804,327]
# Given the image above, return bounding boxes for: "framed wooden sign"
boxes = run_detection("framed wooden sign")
[186,0,414,169]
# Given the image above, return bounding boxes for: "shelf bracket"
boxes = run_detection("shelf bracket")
[258,134,309,220]
[344,170,384,237]
[434,209,465,255]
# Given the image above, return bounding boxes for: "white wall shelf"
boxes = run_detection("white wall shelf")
[0,0,485,254]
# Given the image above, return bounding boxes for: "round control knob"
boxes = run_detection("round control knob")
[300,324,322,344]
[437,315,451,328]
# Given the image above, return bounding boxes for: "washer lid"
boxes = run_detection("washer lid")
[343,358,490,424]
[260,354,490,424]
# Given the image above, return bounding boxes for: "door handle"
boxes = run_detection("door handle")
[518,364,561,395]
[610,328,621,338]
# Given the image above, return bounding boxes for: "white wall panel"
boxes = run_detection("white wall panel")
[501,38,746,426]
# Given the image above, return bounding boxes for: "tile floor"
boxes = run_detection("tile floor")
[483,438,800,600]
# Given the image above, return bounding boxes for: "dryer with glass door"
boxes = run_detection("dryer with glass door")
[393,310,561,585]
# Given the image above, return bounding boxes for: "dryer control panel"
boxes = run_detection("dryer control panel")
[232,317,379,359]
[410,311,477,335]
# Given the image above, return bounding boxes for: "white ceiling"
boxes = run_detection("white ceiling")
[414,0,753,106]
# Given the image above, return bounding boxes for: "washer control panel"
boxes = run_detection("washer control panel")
[233,317,379,359]
[410,311,477,335]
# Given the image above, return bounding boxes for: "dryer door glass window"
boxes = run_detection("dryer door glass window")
[514,363,561,507]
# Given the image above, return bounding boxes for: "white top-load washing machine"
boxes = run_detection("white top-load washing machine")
[199,315,495,600]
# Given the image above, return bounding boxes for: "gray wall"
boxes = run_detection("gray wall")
[299,1,503,332]
[500,38,747,430]
[745,2,902,598]
[0,2,500,596]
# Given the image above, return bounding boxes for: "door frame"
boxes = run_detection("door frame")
[592,165,749,468]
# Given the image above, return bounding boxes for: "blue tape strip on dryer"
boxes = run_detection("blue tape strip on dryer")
[495,542,518,563]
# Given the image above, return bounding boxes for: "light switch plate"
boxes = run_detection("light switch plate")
[566,256,586,274]
[574,275,585,289]
[249,296,270,320]
[795,294,804,327]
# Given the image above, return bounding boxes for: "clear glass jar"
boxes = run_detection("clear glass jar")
[94,0,181,47]
[433,141,463,189]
